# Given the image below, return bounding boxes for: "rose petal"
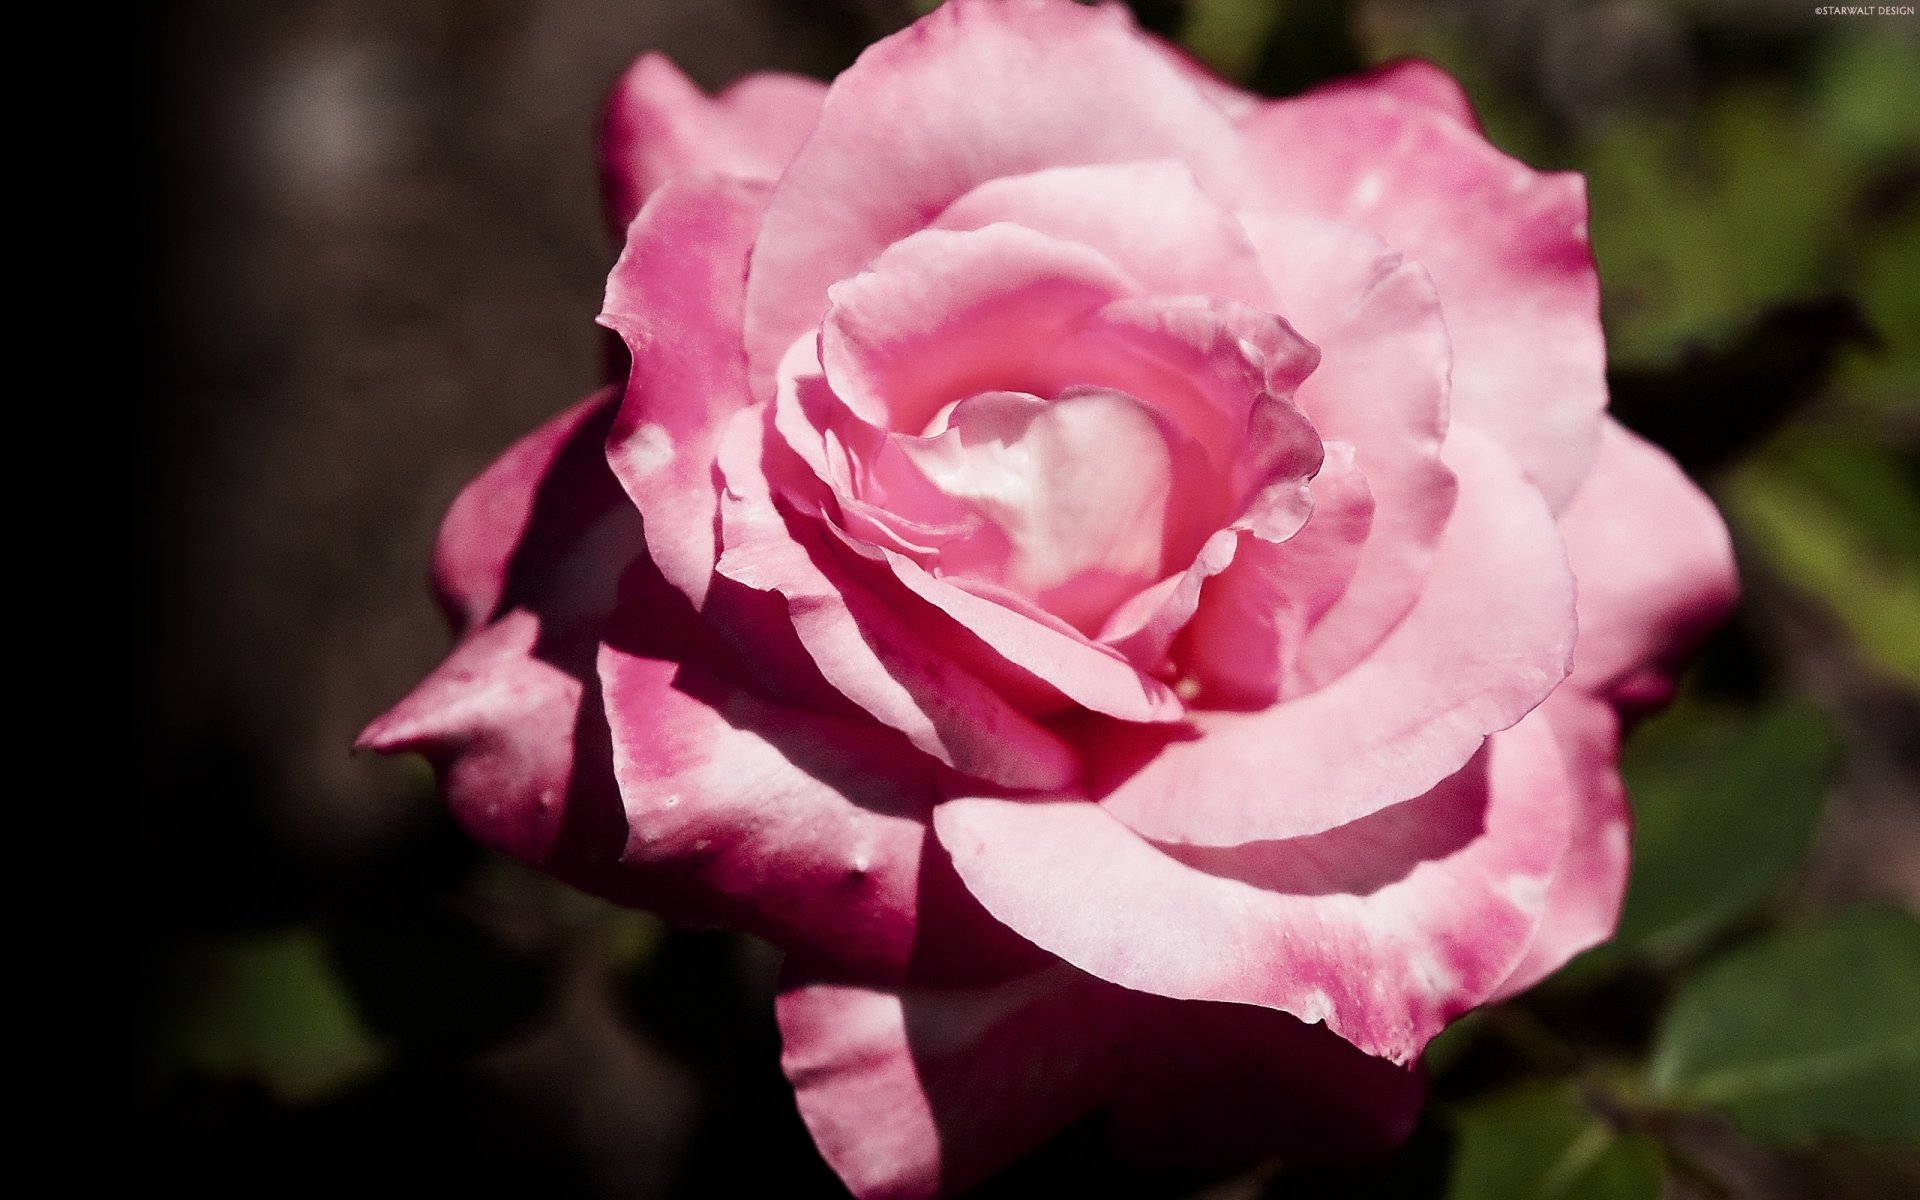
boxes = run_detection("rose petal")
[935,707,1571,1064]
[1036,296,1323,488]
[1098,426,1573,845]
[1183,441,1376,706]
[861,531,1186,724]
[1493,423,1737,993]
[778,962,1124,1200]
[1307,58,1482,132]
[600,175,768,609]
[1492,688,1629,998]
[770,370,1181,722]
[1555,419,1740,709]
[429,390,625,634]
[778,958,1422,1200]
[598,613,1038,983]
[1240,87,1604,509]
[1109,988,1424,1165]
[931,159,1272,308]
[359,612,636,899]
[598,54,824,236]
[1240,213,1457,693]
[1100,528,1240,672]
[745,0,1257,393]
[361,393,646,898]
[714,408,1081,791]
[817,222,1136,433]
[891,389,1187,622]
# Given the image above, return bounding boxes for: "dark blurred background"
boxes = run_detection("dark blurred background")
[140,2,1917,1197]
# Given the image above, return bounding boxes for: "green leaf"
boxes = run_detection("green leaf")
[1729,431,1920,687]
[1650,908,1920,1145]
[1614,695,1839,954]
[1446,1083,1663,1200]
[156,928,386,1103]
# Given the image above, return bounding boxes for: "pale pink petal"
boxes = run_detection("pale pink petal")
[817,223,1135,433]
[931,159,1272,307]
[860,531,1186,724]
[599,175,767,609]
[1308,58,1482,131]
[1098,427,1573,845]
[598,54,825,236]
[1555,419,1740,710]
[1492,688,1630,997]
[1240,89,1603,509]
[766,369,1170,722]
[1100,528,1240,672]
[1033,296,1323,488]
[890,389,1190,624]
[935,708,1572,1064]
[713,408,1080,790]
[1183,442,1376,706]
[1142,38,1263,121]
[744,0,1257,392]
[1241,213,1457,693]
[778,963,1124,1200]
[1492,424,1736,992]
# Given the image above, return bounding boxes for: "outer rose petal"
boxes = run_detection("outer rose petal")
[598,589,1038,984]
[360,612,636,900]
[1495,421,1738,994]
[1555,419,1740,709]
[778,960,1423,1200]
[1098,427,1574,845]
[745,0,1257,391]
[598,53,824,236]
[935,708,1572,1065]
[429,390,626,635]
[1240,83,1604,509]
[1492,688,1629,997]
[1108,989,1423,1166]
[600,175,768,609]
[360,393,646,900]
[778,963,1123,1200]
[1309,59,1483,132]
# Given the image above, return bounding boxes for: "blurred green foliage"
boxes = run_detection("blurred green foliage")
[1446,1083,1663,1200]
[1651,908,1920,1145]
[153,929,386,1103]
[1612,695,1838,955]
[1730,429,1920,686]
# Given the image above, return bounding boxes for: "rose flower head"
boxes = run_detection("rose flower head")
[361,2,1738,1195]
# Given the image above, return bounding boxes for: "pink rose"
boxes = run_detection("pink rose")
[362,1,1737,1195]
